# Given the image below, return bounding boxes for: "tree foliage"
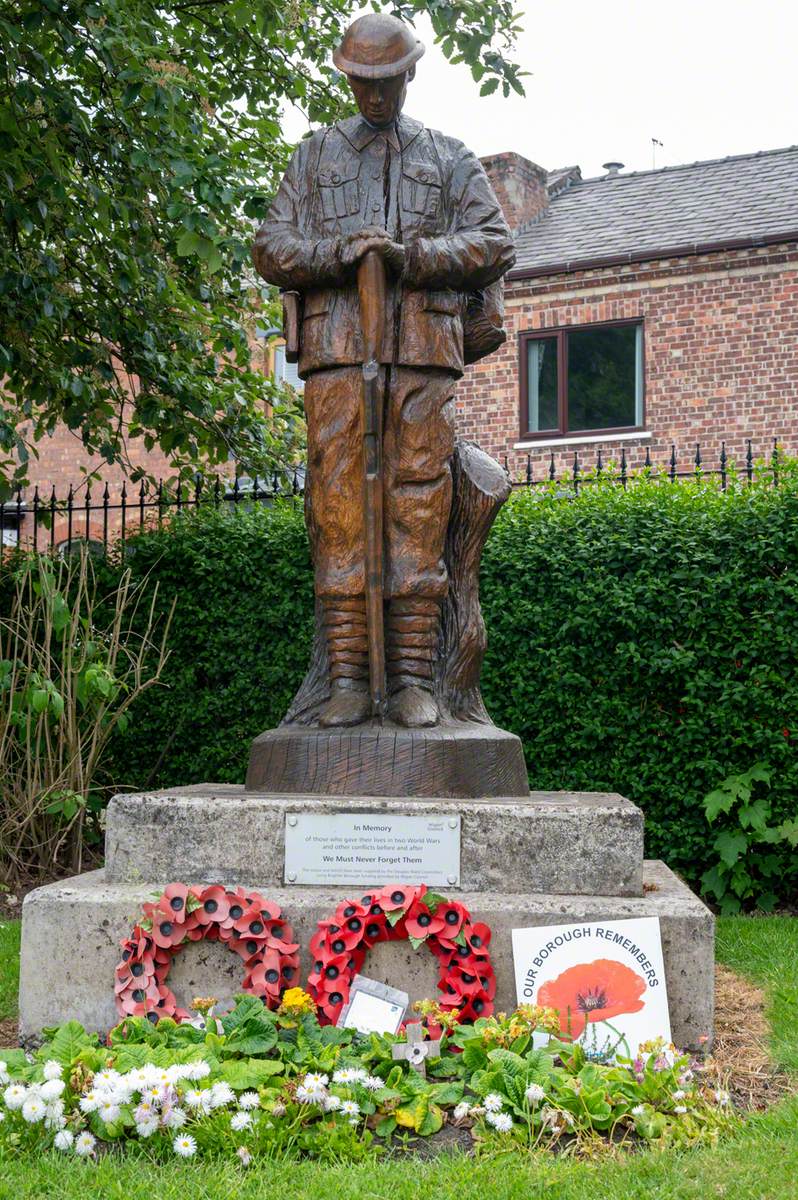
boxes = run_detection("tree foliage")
[0,0,524,497]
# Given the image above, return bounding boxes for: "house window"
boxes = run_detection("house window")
[273,343,304,393]
[521,321,644,438]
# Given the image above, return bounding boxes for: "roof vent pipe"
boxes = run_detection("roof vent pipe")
[602,161,624,178]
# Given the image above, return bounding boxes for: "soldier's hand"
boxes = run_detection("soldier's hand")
[340,228,404,274]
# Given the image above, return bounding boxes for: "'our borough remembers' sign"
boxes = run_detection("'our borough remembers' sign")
[284,811,461,886]
[512,916,672,1059]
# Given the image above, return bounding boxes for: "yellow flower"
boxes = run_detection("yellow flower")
[277,988,317,1024]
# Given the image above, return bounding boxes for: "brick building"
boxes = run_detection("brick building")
[466,144,798,480]
[6,144,798,547]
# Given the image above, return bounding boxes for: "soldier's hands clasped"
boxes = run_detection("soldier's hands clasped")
[340,227,406,276]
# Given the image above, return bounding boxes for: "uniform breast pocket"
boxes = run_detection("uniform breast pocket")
[318,162,361,221]
[401,160,442,217]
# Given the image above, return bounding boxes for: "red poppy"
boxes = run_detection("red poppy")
[405,902,446,940]
[318,979,350,1022]
[464,922,492,953]
[218,889,249,931]
[162,882,190,920]
[454,991,492,1022]
[378,883,425,912]
[244,952,285,997]
[232,904,271,939]
[194,885,231,926]
[150,912,186,950]
[537,958,647,1039]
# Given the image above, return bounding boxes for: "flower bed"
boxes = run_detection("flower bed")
[0,992,738,1163]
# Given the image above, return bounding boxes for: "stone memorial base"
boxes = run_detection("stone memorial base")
[18,785,714,1050]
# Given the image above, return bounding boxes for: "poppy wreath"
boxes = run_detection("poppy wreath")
[115,883,300,1023]
[307,883,495,1025]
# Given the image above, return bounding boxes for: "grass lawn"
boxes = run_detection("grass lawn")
[0,914,796,1200]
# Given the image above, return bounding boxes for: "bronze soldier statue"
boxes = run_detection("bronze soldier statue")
[253,13,515,731]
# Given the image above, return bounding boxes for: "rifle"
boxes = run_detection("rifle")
[357,250,388,721]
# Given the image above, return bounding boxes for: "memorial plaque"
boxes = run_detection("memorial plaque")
[284,811,460,886]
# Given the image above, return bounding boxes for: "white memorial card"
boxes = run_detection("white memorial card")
[337,976,408,1035]
[512,916,671,1060]
[284,811,460,886]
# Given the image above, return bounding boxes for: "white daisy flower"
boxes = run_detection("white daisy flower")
[166,1064,191,1085]
[134,1098,155,1120]
[142,1085,164,1105]
[173,1133,197,1157]
[125,1069,146,1093]
[631,1104,646,1117]
[40,1078,65,1102]
[453,1101,471,1122]
[672,1089,686,1100]
[323,1095,342,1112]
[74,1131,96,1156]
[340,1099,360,1117]
[54,1129,74,1151]
[210,1081,235,1108]
[184,1089,213,1112]
[303,1072,329,1089]
[163,1106,187,1129]
[188,1060,211,1080]
[0,1062,9,1085]
[486,1111,513,1132]
[22,1097,46,1124]
[332,1067,367,1085]
[99,1100,121,1125]
[237,1091,260,1110]
[525,1083,545,1104]
[714,1089,730,1106]
[136,1118,159,1138]
[43,1060,63,1082]
[295,1083,325,1105]
[79,1090,101,1114]
[674,1105,687,1114]
[360,1075,384,1092]
[231,1111,252,1132]
[483,1092,504,1113]
[562,1111,575,1126]
[94,1068,121,1090]
[237,1145,252,1166]
[44,1100,66,1129]
[3,1084,27,1110]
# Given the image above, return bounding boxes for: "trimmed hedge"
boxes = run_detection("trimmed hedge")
[84,473,798,899]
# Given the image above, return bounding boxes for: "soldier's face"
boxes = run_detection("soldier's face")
[348,68,412,127]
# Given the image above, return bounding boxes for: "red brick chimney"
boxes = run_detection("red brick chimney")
[480,152,550,232]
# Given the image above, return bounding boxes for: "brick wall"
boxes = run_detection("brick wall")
[455,242,798,482]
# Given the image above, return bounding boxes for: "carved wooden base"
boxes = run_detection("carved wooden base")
[245,722,529,798]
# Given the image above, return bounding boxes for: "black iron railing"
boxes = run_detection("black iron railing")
[0,439,786,556]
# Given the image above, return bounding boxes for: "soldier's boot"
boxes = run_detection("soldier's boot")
[386,597,440,729]
[318,597,372,728]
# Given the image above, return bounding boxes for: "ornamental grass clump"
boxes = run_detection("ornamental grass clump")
[0,998,738,1164]
[0,546,172,884]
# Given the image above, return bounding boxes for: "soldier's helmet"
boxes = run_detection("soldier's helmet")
[333,13,425,80]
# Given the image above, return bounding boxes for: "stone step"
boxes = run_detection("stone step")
[104,785,644,897]
[18,861,713,1051]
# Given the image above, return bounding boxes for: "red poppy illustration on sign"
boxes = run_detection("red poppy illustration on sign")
[538,958,647,1039]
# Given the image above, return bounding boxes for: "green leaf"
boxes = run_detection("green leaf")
[45,1020,97,1066]
[714,830,748,867]
[218,1057,285,1089]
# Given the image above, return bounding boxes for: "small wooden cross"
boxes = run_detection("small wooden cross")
[391,1022,441,1078]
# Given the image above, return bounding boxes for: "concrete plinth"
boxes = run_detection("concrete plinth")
[18,861,713,1051]
[104,786,644,897]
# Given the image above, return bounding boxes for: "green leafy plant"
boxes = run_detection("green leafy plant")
[0,1000,738,1162]
[701,764,798,913]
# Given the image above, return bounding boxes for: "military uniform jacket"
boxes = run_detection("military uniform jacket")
[253,114,515,378]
